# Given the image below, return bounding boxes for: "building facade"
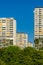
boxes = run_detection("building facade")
[16,33,28,48]
[0,18,16,47]
[27,42,33,47]
[34,8,43,48]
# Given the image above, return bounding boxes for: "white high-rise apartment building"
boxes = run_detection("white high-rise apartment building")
[34,8,43,48]
[0,18,16,47]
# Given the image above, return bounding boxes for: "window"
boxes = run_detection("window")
[42,41,43,43]
[35,31,37,32]
[10,31,13,32]
[35,35,38,36]
[2,27,6,28]
[39,19,41,20]
[10,40,13,45]
[39,27,41,28]
[10,26,13,28]
[10,29,13,30]
[2,20,6,23]
[10,20,13,22]
[39,31,41,32]
[39,12,41,14]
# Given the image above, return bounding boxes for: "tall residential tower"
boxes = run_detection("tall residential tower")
[34,8,43,48]
[0,18,16,47]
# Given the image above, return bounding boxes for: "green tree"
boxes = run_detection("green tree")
[0,46,43,65]
[0,59,6,65]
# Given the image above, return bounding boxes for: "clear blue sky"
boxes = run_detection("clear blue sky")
[0,0,43,43]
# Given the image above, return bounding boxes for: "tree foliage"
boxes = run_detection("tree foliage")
[0,46,43,65]
[0,59,6,65]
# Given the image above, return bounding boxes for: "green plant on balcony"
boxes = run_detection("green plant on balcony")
[34,39,39,44]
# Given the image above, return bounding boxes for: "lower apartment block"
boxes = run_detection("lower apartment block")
[16,33,28,48]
